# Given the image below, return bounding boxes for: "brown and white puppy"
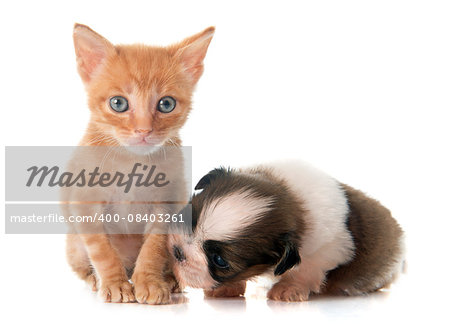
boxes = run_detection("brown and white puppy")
[168,161,405,301]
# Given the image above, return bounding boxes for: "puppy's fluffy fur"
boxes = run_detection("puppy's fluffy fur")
[169,160,404,301]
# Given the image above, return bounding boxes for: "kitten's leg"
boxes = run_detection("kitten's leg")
[132,234,171,304]
[268,257,326,302]
[66,234,98,291]
[204,281,247,298]
[80,234,135,303]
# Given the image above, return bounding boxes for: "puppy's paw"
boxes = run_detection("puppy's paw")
[268,282,310,302]
[133,279,170,305]
[204,281,246,298]
[171,283,183,294]
[99,280,135,303]
[165,272,184,293]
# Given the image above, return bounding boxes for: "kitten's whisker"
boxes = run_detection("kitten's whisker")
[110,146,120,168]
[83,133,115,146]
[99,146,114,173]
[82,134,103,145]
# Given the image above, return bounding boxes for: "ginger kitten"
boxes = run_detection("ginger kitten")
[66,24,214,304]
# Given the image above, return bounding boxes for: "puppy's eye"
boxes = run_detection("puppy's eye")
[157,96,176,113]
[212,254,229,269]
[109,96,129,113]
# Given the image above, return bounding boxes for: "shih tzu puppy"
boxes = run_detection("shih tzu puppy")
[168,161,405,301]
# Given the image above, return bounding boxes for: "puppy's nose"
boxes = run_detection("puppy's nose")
[173,245,186,262]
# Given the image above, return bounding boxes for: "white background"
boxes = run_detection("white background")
[1,0,449,333]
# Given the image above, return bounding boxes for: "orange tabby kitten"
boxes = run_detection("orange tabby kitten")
[66,24,214,304]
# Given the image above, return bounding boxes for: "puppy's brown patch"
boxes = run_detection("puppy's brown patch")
[324,184,404,295]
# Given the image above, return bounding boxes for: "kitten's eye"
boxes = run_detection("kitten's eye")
[157,96,176,113]
[212,254,229,269]
[109,96,129,113]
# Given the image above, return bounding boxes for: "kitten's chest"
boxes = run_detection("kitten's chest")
[66,146,189,233]
[101,149,187,202]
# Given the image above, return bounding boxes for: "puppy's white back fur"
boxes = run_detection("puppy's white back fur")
[262,160,355,271]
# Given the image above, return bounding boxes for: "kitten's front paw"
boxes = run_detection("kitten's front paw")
[268,282,310,302]
[132,275,170,304]
[99,280,135,303]
[204,281,246,298]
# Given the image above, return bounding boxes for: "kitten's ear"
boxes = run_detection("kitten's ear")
[174,27,215,84]
[274,235,301,276]
[73,24,115,84]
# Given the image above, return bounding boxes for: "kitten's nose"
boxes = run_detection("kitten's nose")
[173,245,186,263]
[135,128,152,136]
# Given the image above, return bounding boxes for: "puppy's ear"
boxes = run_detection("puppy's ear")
[194,167,230,190]
[274,236,301,276]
